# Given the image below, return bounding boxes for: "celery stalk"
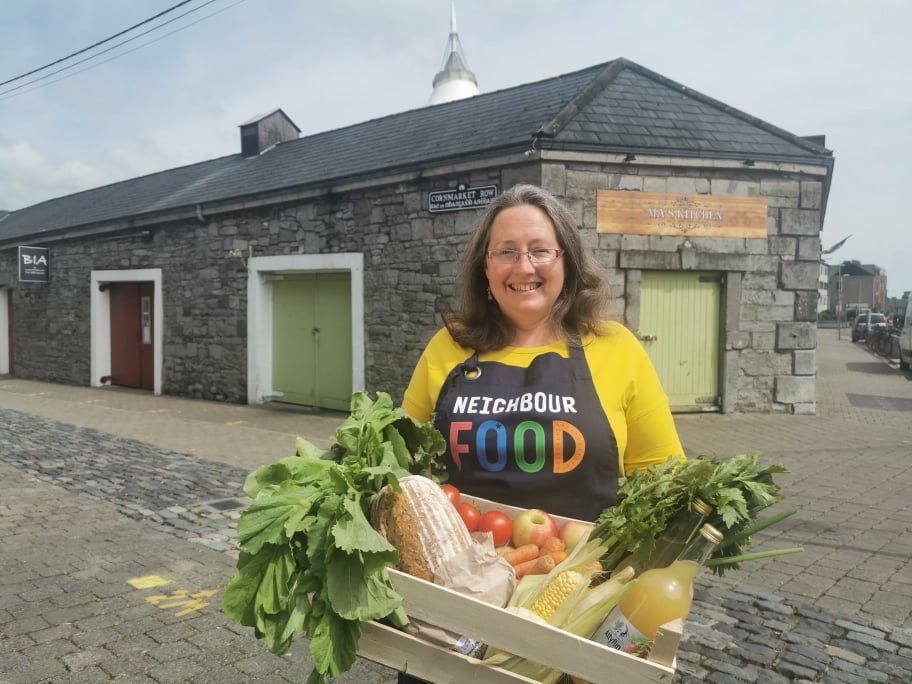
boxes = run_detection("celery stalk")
[721,507,797,548]
[704,546,804,566]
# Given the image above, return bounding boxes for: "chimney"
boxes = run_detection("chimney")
[801,134,826,147]
[239,109,300,157]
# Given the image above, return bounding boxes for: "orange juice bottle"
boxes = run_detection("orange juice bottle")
[594,524,723,652]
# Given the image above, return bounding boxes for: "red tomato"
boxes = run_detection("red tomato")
[455,502,481,532]
[440,484,460,505]
[478,510,513,547]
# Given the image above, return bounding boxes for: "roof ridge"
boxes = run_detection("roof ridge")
[536,58,627,139]
[279,62,612,150]
[619,59,832,156]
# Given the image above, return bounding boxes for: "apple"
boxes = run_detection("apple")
[558,520,595,551]
[512,508,559,547]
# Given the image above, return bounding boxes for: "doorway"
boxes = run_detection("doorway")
[271,273,352,410]
[247,253,364,409]
[638,271,722,411]
[91,268,163,394]
[0,288,12,375]
[109,282,154,390]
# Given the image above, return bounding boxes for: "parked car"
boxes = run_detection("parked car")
[851,311,886,342]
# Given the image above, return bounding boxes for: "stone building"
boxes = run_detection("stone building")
[0,58,833,414]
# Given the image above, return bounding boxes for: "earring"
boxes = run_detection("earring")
[486,288,492,301]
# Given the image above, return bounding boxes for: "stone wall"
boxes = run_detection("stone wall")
[0,156,823,413]
[547,161,822,413]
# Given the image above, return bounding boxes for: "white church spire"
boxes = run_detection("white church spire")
[428,1,479,105]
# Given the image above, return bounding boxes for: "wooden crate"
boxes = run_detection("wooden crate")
[358,495,681,683]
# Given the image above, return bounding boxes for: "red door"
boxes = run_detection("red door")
[110,282,154,390]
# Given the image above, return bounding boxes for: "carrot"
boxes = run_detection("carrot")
[514,554,555,578]
[540,537,566,555]
[544,551,567,566]
[502,543,539,567]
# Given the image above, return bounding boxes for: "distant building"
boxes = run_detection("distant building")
[828,261,887,313]
[817,262,829,313]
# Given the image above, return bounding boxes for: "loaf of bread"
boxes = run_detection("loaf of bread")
[371,475,474,581]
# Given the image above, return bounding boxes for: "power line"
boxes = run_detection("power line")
[0,0,197,88]
[0,0,222,98]
[0,0,249,101]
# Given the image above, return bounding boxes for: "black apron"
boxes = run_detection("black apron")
[433,346,619,521]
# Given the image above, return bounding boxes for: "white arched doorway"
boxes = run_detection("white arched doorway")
[0,287,9,375]
[247,253,364,407]
[90,268,163,394]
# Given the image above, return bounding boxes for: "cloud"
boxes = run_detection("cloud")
[0,140,114,210]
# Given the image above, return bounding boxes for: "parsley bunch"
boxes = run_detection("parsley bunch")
[222,391,446,683]
[593,453,802,577]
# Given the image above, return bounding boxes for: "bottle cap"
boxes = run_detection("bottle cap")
[698,523,724,545]
[692,498,713,516]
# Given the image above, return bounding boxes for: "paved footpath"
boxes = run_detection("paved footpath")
[1,328,911,683]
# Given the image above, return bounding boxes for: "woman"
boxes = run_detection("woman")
[403,184,683,521]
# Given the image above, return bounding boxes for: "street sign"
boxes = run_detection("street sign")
[428,184,497,212]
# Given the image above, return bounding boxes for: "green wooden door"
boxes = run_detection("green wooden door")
[638,272,721,411]
[272,273,352,411]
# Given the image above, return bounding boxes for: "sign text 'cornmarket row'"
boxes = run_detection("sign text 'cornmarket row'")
[428,185,497,213]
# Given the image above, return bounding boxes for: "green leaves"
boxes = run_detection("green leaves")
[326,553,403,621]
[236,482,323,554]
[222,548,284,627]
[221,391,447,683]
[308,611,362,680]
[332,497,398,559]
[594,453,795,577]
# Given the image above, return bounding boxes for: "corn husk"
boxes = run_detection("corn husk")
[481,535,635,682]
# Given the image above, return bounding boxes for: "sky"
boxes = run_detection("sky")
[2,0,910,297]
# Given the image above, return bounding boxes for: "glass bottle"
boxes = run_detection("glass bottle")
[611,497,713,577]
[594,523,723,652]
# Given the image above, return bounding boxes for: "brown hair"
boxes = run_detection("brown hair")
[443,184,610,350]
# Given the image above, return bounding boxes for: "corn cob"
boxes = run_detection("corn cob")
[529,570,587,623]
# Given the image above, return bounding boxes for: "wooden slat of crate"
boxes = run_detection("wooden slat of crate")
[362,569,676,684]
[360,621,539,684]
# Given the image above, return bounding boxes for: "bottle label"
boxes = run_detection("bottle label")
[593,606,649,652]
[453,635,486,659]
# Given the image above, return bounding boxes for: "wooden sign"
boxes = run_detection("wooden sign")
[597,191,768,238]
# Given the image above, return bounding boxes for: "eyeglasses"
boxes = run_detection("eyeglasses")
[487,248,564,264]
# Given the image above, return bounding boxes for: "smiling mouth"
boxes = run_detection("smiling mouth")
[510,283,541,292]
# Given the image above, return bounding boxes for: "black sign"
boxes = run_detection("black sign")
[428,184,497,213]
[18,246,50,282]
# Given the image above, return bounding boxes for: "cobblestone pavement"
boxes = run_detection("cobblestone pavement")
[1,327,911,683]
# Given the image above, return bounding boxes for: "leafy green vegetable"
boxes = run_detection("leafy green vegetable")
[222,391,445,683]
[593,453,800,576]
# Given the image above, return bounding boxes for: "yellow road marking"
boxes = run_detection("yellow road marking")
[146,589,218,616]
[127,575,172,589]
[225,420,248,426]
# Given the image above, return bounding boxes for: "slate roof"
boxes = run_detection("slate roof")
[837,262,885,277]
[0,57,833,244]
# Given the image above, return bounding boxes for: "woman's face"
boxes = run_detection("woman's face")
[484,203,565,334]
